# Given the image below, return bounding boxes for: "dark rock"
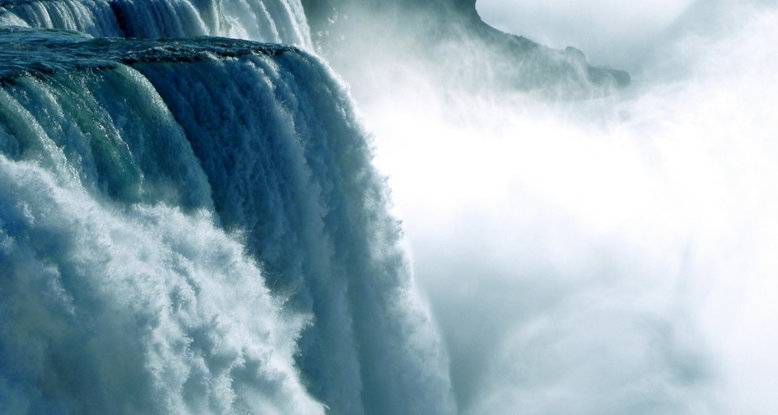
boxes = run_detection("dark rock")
[301,0,630,97]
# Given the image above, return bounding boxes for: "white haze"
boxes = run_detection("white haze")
[338,0,778,413]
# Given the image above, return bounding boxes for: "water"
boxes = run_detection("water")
[2,0,777,414]
[0,4,451,414]
[0,0,310,47]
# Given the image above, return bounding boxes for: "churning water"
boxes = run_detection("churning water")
[0,0,776,414]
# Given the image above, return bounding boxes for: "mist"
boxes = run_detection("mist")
[311,0,778,413]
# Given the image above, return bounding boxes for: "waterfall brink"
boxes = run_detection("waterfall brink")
[0,31,454,415]
[0,0,311,47]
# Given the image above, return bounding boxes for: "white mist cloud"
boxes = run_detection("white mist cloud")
[361,1,778,413]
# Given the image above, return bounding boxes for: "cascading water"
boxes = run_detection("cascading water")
[3,0,777,414]
[0,3,452,414]
[0,0,311,46]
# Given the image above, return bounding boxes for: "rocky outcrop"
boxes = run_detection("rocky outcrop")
[301,0,629,97]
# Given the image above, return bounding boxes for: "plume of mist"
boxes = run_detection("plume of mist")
[308,0,778,413]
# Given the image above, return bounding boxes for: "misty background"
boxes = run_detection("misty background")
[306,0,778,413]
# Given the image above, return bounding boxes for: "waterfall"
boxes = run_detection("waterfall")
[0,4,452,414]
[0,0,311,46]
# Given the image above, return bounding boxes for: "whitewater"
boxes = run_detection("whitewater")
[1,0,777,414]
[0,3,452,414]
